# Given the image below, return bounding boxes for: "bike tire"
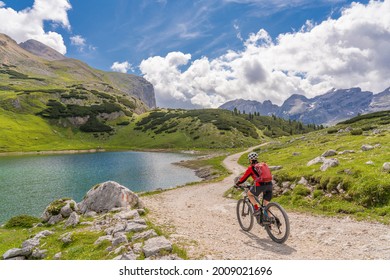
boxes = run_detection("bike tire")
[236,199,254,231]
[264,202,290,243]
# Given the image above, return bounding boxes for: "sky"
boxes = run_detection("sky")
[0,0,389,108]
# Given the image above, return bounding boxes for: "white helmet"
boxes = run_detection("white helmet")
[248,152,258,161]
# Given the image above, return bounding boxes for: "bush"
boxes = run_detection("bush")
[350,129,363,135]
[327,128,338,134]
[4,215,41,228]
[80,117,113,132]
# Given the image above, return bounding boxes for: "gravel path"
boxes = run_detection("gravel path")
[143,145,390,260]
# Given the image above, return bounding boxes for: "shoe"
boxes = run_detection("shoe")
[253,208,261,216]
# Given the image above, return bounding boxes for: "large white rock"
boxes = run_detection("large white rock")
[78,181,144,214]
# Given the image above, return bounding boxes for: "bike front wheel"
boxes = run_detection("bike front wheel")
[264,202,290,243]
[236,199,254,231]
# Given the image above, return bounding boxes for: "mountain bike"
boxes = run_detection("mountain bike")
[235,182,290,243]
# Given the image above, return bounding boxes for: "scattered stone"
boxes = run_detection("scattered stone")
[60,232,73,244]
[307,156,325,166]
[320,158,339,171]
[383,162,390,172]
[113,245,126,255]
[344,169,354,175]
[143,236,173,258]
[125,222,148,233]
[78,181,144,214]
[54,252,62,260]
[85,211,97,218]
[112,234,128,247]
[114,209,140,220]
[31,249,47,259]
[297,177,308,186]
[361,145,374,151]
[3,248,31,260]
[65,212,80,227]
[146,254,183,260]
[41,199,77,223]
[338,150,355,155]
[113,252,138,260]
[321,150,337,157]
[94,235,113,245]
[21,238,40,250]
[132,219,146,225]
[374,144,382,148]
[292,152,301,156]
[35,230,54,238]
[366,161,374,165]
[132,230,158,242]
[133,243,143,254]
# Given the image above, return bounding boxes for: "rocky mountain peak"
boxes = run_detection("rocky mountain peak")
[19,39,66,61]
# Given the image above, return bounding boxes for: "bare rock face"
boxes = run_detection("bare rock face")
[78,181,144,214]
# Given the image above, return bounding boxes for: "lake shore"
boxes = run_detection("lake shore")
[0,148,107,157]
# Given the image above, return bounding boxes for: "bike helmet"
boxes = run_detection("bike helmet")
[248,152,258,161]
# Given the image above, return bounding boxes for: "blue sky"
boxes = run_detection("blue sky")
[1,0,389,108]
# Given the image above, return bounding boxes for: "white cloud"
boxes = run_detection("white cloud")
[0,0,71,54]
[111,61,133,73]
[140,0,390,108]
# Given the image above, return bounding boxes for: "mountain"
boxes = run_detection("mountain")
[219,87,389,125]
[0,33,155,108]
[220,99,279,116]
[19,39,66,61]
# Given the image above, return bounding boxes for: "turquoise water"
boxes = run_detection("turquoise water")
[0,151,201,224]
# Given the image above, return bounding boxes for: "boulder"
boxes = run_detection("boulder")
[3,248,31,260]
[132,229,158,242]
[338,150,355,155]
[307,156,325,166]
[383,162,390,172]
[361,145,374,151]
[366,161,374,165]
[143,236,172,258]
[297,177,308,186]
[41,199,77,223]
[65,212,80,227]
[112,234,128,247]
[78,181,144,214]
[320,158,339,171]
[321,150,337,157]
[125,222,148,233]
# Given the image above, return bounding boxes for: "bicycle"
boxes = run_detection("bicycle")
[235,182,290,244]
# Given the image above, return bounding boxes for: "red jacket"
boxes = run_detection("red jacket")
[238,164,262,187]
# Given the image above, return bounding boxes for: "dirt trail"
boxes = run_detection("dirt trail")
[143,145,390,260]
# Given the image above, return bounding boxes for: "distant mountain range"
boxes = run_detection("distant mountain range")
[219,87,390,125]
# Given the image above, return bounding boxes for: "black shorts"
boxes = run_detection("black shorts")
[250,182,273,201]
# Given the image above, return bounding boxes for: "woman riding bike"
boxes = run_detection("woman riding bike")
[235,152,273,220]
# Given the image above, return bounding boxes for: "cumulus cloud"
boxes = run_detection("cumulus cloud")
[140,0,390,108]
[70,35,85,48]
[111,61,134,73]
[0,0,71,54]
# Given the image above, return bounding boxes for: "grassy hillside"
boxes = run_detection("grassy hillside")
[235,110,390,223]
[0,96,319,152]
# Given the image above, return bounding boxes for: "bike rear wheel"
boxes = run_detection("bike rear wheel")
[264,202,290,243]
[236,199,254,231]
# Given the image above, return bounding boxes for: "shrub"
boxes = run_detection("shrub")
[116,121,130,126]
[350,129,363,135]
[4,215,41,228]
[327,128,338,134]
[80,117,113,132]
